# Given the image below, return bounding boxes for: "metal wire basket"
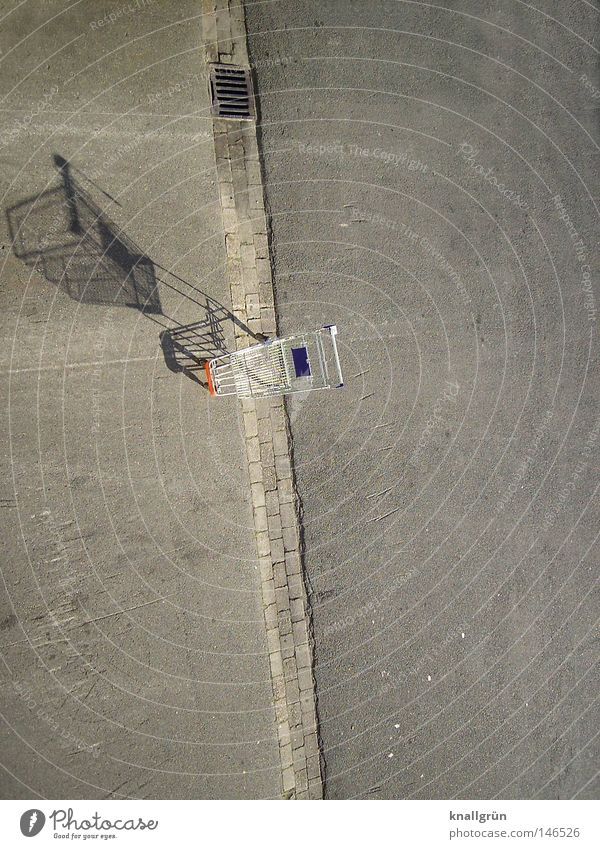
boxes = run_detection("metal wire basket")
[204,324,344,398]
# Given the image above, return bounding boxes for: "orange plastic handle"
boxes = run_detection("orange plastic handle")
[204,361,217,396]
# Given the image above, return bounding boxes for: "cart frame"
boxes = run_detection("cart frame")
[204,324,344,398]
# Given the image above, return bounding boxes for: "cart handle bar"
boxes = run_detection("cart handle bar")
[323,324,344,388]
[204,361,217,396]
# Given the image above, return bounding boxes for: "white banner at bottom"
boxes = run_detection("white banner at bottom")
[0,799,598,848]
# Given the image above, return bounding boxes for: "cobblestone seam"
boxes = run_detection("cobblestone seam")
[202,0,324,800]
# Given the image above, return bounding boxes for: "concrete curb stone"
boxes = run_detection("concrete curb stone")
[202,0,324,801]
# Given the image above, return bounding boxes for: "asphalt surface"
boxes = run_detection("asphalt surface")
[0,1,280,799]
[245,0,600,798]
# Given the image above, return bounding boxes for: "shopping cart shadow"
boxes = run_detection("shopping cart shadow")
[6,155,162,315]
[159,306,229,387]
[5,154,263,389]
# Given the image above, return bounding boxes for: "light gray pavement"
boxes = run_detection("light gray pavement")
[0,1,280,799]
[245,0,600,798]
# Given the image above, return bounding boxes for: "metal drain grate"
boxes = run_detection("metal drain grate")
[209,64,254,120]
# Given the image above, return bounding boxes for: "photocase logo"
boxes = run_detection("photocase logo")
[20,810,46,837]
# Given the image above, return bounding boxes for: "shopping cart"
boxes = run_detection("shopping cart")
[204,324,344,398]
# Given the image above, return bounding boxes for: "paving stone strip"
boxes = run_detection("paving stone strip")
[201,0,324,800]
